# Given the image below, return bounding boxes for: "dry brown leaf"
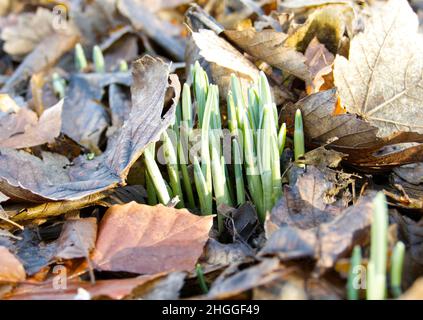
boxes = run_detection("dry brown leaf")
[188,28,293,102]
[304,37,334,93]
[0,56,179,203]
[117,0,186,60]
[1,31,79,95]
[261,192,376,274]
[6,273,167,300]
[55,218,97,260]
[1,8,73,58]
[265,166,346,238]
[393,163,423,185]
[61,72,131,150]
[400,277,423,299]
[281,0,351,9]
[207,258,282,299]
[191,28,260,85]
[334,0,423,137]
[225,28,310,81]
[282,89,423,169]
[92,202,213,274]
[0,246,25,283]
[284,5,347,53]
[0,99,62,149]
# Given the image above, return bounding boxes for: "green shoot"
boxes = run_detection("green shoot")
[193,156,212,215]
[162,131,184,208]
[196,263,209,294]
[119,59,128,72]
[390,241,405,298]
[294,109,305,162]
[146,170,158,206]
[233,138,245,205]
[93,45,105,73]
[52,73,66,99]
[144,146,171,205]
[347,245,362,300]
[178,140,195,209]
[367,192,388,300]
[75,43,88,72]
[278,123,287,156]
[193,62,209,127]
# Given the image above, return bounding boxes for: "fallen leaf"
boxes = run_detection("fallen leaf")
[393,163,423,185]
[6,273,167,300]
[282,89,423,169]
[207,258,281,299]
[10,227,57,275]
[400,277,423,299]
[0,55,179,203]
[1,8,73,58]
[281,0,351,9]
[92,202,213,274]
[224,28,310,81]
[1,18,79,94]
[117,0,186,60]
[0,246,25,283]
[61,72,131,150]
[334,0,423,137]
[129,271,186,300]
[0,99,63,149]
[55,218,97,260]
[201,239,254,268]
[261,192,377,273]
[284,5,347,54]
[304,37,334,93]
[265,166,346,238]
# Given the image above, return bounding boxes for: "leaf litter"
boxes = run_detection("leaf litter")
[0,0,423,301]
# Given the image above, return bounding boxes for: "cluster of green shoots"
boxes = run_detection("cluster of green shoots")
[347,192,405,300]
[144,62,305,228]
[52,43,128,99]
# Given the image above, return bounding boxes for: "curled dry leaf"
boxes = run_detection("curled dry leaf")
[202,239,254,268]
[283,5,347,54]
[224,28,310,81]
[62,72,131,150]
[92,202,213,274]
[334,0,423,138]
[261,192,376,274]
[304,37,334,94]
[393,163,423,185]
[0,55,179,203]
[282,89,423,169]
[54,218,97,260]
[0,99,63,149]
[265,166,346,238]
[1,8,74,58]
[207,258,282,299]
[190,28,260,97]
[117,0,186,60]
[0,246,25,283]
[1,8,79,94]
[188,28,292,102]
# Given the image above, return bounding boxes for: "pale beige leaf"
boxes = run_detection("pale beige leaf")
[225,28,310,81]
[0,246,25,283]
[192,29,259,81]
[334,0,423,137]
[55,218,97,260]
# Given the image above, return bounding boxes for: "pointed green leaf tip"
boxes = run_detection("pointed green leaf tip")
[294,109,305,161]
[93,45,105,73]
[74,43,88,72]
[390,241,405,298]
